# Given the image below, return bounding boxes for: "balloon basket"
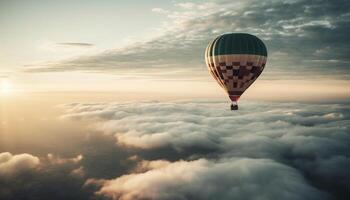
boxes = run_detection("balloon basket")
[230,104,238,110]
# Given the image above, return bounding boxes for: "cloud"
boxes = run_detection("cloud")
[61,102,349,151]
[62,101,350,199]
[1,100,350,199]
[133,159,171,173]
[0,152,40,177]
[94,158,328,200]
[46,153,83,165]
[0,152,94,200]
[55,43,94,47]
[23,0,350,80]
[151,8,169,14]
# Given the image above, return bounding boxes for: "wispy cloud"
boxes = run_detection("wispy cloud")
[22,0,350,80]
[55,42,94,47]
[151,8,169,14]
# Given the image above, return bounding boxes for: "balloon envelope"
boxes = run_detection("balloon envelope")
[205,33,267,109]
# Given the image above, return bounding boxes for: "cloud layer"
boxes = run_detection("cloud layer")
[61,101,350,200]
[2,101,350,199]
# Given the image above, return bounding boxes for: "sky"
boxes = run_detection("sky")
[0,0,349,101]
[0,0,350,200]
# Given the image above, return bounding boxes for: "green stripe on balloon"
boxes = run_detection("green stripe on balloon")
[210,33,267,56]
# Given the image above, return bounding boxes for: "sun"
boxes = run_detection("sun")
[1,79,12,95]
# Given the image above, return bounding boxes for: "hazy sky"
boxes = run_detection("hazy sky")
[0,0,350,100]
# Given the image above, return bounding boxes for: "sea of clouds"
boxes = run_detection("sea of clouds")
[1,101,349,200]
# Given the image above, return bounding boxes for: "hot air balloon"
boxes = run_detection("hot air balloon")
[205,33,267,110]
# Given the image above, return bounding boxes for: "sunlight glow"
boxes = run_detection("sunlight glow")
[1,79,12,95]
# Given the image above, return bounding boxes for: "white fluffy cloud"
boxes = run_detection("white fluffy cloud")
[62,101,350,199]
[62,101,349,153]
[0,152,40,177]
[95,158,327,200]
